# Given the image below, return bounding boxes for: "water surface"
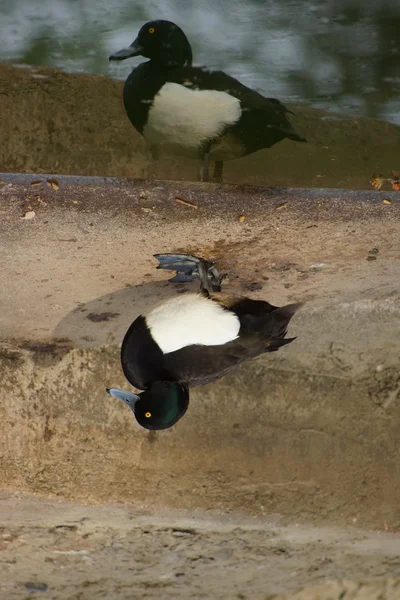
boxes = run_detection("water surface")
[2,0,400,124]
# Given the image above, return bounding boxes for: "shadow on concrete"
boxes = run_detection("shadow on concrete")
[53,279,200,349]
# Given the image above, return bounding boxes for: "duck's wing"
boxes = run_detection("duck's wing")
[168,66,306,142]
[210,293,301,337]
[169,66,278,107]
[163,301,301,387]
[162,334,259,386]
[163,329,295,387]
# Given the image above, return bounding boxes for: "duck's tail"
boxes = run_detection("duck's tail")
[264,302,302,352]
[268,99,307,142]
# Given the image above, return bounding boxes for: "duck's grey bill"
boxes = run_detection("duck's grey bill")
[109,39,143,61]
[106,388,139,407]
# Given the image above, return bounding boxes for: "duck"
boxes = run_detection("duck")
[109,19,306,182]
[106,253,301,430]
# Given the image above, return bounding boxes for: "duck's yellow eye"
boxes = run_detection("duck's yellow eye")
[145,411,152,418]
[148,27,155,34]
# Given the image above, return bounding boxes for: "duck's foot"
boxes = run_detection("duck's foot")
[154,253,225,292]
[212,160,223,183]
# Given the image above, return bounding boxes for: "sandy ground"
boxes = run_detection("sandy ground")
[1,493,400,600]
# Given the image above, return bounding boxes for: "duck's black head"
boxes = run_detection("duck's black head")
[106,381,189,430]
[109,20,192,67]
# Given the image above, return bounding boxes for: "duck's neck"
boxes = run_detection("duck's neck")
[147,44,192,69]
[147,58,190,70]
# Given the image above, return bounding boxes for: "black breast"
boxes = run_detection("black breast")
[123,63,167,134]
[121,315,168,389]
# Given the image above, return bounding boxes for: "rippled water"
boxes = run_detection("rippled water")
[2,0,400,124]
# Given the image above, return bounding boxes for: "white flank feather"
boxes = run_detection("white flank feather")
[145,293,240,354]
[143,82,242,157]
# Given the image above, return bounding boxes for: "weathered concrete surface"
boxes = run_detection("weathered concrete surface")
[1,493,400,600]
[1,175,400,536]
[270,579,400,600]
[1,62,400,188]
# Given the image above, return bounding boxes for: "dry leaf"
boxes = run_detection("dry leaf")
[22,210,36,219]
[276,202,288,210]
[47,178,59,191]
[390,171,400,191]
[383,198,392,205]
[239,215,245,222]
[30,180,42,187]
[370,174,383,190]
[175,196,197,209]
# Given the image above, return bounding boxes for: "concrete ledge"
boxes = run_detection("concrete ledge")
[1,175,399,530]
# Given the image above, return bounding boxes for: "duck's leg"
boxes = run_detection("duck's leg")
[197,261,226,294]
[196,260,212,293]
[206,265,226,293]
[213,160,224,183]
[150,144,160,160]
[199,153,210,182]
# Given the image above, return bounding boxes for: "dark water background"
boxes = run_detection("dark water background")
[2,0,400,125]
